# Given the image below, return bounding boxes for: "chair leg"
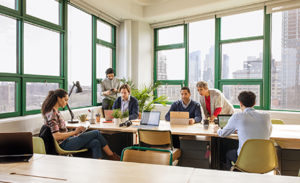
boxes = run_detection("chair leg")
[230,166,235,171]
[275,168,281,175]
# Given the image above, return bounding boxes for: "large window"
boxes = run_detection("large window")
[26,0,59,25]
[154,25,186,102]
[68,5,92,108]
[0,81,16,114]
[218,10,264,109]
[24,23,60,76]
[189,19,215,101]
[96,19,116,104]
[271,9,300,111]
[0,14,16,73]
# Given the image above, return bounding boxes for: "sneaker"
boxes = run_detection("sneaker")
[108,152,120,161]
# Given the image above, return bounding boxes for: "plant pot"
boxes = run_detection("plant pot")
[121,117,129,123]
[113,118,121,125]
[138,112,142,119]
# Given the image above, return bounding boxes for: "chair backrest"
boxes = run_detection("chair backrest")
[32,137,46,154]
[235,139,278,173]
[121,146,173,165]
[39,125,57,155]
[271,119,284,124]
[138,129,173,149]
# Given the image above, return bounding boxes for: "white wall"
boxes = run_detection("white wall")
[117,20,153,88]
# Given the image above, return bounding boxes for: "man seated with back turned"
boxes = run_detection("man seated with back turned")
[165,86,202,148]
[215,91,272,170]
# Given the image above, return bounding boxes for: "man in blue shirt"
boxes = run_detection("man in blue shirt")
[165,87,202,124]
[215,91,272,170]
[165,87,202,148]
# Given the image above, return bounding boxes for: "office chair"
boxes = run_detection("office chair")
[137,129,181,165]
[32,137,46,154]
[121,146,173,165]
[271,119,284,125]
[53,139,88,156]
[230,139,280,174]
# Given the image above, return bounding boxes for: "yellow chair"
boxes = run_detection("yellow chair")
[121,146,173,165]
[54,139,88,156]
[138,129,181,165]
[271,119,284,124]
[230,139,280,174]
[32,137,46,154]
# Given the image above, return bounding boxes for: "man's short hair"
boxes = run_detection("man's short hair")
[105,68,114,75]
[181,86,190,94]
[119,84,131,93]
[238,91,256,107]
[196,81,208,89]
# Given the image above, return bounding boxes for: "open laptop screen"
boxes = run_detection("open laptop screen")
[140,111,161,126]
[217,115,232,128]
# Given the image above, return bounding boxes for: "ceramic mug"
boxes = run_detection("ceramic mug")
[78,114,88,122]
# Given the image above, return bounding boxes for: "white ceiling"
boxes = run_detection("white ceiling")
[82,0,271,23]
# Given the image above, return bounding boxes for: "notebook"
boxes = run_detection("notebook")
[0,132,33,162]
[170,111,190,125]
[104,110,114,121]
[217,114,232,129]
[132,111,161,129]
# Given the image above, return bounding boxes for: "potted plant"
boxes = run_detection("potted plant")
[112,109,122,125]
[121,110,129,123]
[131,82,168,116]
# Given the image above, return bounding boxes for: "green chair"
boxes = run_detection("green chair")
[230,139,280,174]
[121,146,173,165]
[271,119,284,124]
[32,137,46,154]
[54,139,88,156]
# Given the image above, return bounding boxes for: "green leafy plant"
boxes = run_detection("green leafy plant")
[131,82,168,112]
[121,110,129,119]
[112,109,122,119]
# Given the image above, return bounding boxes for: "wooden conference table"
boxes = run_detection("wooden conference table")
[0,154,299,183]
[67,119,300,142]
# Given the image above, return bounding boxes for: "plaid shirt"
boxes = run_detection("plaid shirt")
[44,109,68,134]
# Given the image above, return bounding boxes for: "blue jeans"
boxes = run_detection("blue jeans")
[60,130,108,159]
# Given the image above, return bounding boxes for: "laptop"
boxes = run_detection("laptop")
[104,110,114,121]
[217,114,232,129]
[0,132,33,162]
[132,111,161,129]
[170,111,190,125]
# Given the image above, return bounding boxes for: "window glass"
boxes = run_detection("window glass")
[189,19,215,101]
[0,81,15,113]
[97,83,102,103]
[221,40,263,79]
[97,20,112,43]
[26,82,59,111]
[26,0,59,25]
[221,10,263,40]
[68,5,92,107]
[157,85,181,102]
[271,9,300,110]
[0,0,15,9]
[157,48,185,80]
[222,85,260,106]
[96,45,112,79]
[0,15,16,73]
[158,26,184,46]
[24,23,60,76]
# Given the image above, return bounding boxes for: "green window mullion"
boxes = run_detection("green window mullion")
[96,39,115,49]
[23,15,64,32]
[61,0,67,91]
[220,36,264,44]
[112,25,116,72]
[155,43,184,51]
[92,16,97,106]
[263,8,271,110]
[0,5,21,18]
[184,24,189,87]
[215,18,221,89]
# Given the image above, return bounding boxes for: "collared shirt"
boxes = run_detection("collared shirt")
[121,95,130,113]
[181,99,191,109]
[217,108,272,155]
[101,77,120,98]
[44,109,68,143]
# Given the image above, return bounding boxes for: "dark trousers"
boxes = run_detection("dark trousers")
[172,135,180,148]
[226,149,238,170]
[102,98,112,117]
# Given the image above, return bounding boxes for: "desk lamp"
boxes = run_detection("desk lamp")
[67,81,82,123]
